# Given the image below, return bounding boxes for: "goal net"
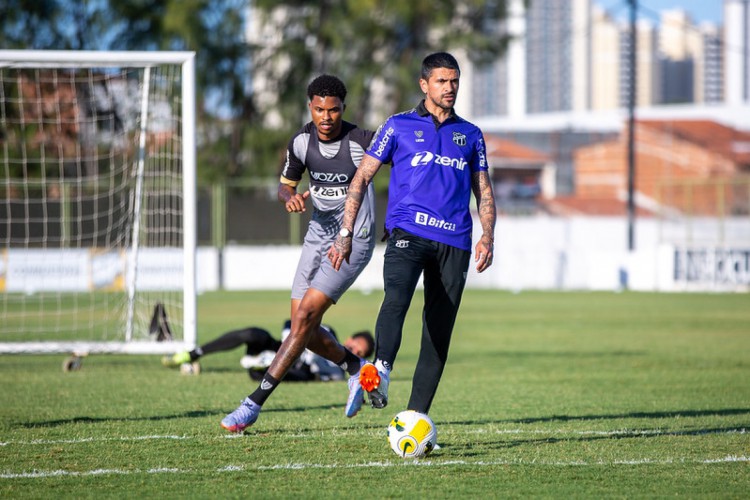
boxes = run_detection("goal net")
[0,50,196,355]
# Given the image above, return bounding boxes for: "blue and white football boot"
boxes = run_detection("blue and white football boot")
[221,397,261,433]
[345,359,366,417]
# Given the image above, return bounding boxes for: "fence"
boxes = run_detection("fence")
[197,179,390,246]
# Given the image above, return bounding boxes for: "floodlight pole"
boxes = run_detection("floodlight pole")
[627,0,637,252]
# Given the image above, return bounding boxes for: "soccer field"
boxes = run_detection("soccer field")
[1,290,748,498]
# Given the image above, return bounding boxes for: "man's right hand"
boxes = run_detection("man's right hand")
[285,190,310,213]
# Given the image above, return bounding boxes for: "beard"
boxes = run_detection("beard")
[429,94,455,111]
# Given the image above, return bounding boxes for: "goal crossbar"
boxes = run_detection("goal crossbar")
[0,50,197,68]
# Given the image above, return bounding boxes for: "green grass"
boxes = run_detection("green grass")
[1,290,749,498]
[1,291,183,342]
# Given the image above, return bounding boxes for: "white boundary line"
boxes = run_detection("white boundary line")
[0,435,189,446]
[1,428,746,447]
[474,428,749,436]
[2,456,749,479]
[2,429,747,479]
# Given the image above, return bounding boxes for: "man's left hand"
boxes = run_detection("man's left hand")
[474,234,494,273]
[327,236,352,271]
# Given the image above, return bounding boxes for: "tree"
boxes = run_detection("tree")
[108,0,254,178]
[1,0,254,181]
[1,0,522,181]
[250,0,519,130]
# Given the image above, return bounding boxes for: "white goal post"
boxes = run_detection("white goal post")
[0,50,196,356]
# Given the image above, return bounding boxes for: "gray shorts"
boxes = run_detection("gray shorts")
[291,220,375,303]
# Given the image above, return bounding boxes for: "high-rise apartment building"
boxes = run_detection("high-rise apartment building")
[470,58,509,117]
[619,19,661,108]
[590,5,620,110]
[466,1,726,118]
[524,0,591,114]
[659,9,707,104]
[465,0,526,119]
[700,23,723,103]
[724,0,750,103]
[572,0,592,111]
[524,0,569,113]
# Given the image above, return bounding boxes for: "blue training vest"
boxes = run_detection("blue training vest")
[366,101,488,251]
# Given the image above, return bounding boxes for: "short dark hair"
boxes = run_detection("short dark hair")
[306,74,347,102]
[421,52,460,80]
[351,330,375,358]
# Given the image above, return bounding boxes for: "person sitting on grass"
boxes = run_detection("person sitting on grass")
[162,320,374,382]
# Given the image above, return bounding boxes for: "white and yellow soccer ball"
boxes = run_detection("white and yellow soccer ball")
[387,410,438,458]
[179,361,201,375]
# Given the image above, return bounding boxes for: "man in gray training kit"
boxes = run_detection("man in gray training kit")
[221,74,377,432]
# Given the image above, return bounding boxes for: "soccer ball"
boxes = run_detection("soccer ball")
[387,410,437,458]
[179,361,201,375]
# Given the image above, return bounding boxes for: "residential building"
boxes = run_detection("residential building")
[701,23,724,103]
[569,119,750,215]
[484,134,556,214]
[464,0,526,119]
[525,0,591,114]
[466,2,726,119]
[619,18,661,108]
[724,0,750,104]
[590,5,621,110]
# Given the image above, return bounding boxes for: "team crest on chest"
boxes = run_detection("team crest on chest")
[414,130,424,143]
[452,132,467,146]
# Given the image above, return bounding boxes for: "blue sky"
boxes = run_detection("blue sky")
[598,0,723,24]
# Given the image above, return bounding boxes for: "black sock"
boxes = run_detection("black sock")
[338,350,361,377]
[249,373,280,406]
[189,347,203,361]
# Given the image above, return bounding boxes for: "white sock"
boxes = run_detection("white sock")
[375,359,391,374]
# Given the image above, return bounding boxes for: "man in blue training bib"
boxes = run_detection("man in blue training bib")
[329,52,497,416]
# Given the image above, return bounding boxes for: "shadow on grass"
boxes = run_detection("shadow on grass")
[16,402,357,429]
[440,408,750,456]
[440,408,750,427]
[509,408,750,424]
[451,349,647,361]
[443,424,750,456]
[17,409,221,428]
